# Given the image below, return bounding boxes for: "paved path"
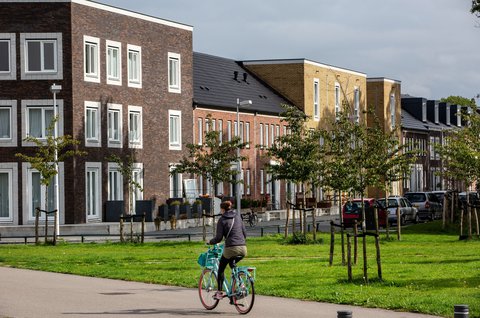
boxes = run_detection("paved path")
[0,267,443,318]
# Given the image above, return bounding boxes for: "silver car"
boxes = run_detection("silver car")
[378,196,418,225]
[404,192,443,221]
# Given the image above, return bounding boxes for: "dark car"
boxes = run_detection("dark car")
[404,192,442,221]
[342,198,387,230]
[377,196,418,225]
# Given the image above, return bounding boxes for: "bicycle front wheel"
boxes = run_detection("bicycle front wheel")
[198,269,220,310]
[249,214,258,227]
[232,271,255,314]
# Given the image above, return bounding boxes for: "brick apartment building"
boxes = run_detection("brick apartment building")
[0,0,193,225]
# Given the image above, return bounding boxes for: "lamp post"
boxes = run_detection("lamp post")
[236,98,252,213]
[50,83,62,238]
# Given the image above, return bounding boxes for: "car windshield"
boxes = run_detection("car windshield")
[344,201,370,213]
[405,193,426,202]
[377,199,398,207]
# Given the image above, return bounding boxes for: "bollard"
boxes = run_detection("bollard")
[337,310,352,318]
[454,305,469,318]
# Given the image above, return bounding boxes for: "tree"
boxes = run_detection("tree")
[171,115,247,239]
[264,104,324,239]
[440,96,476,108]
[107,153,143,216]
[472,0,480,18]
[16,117,86,243]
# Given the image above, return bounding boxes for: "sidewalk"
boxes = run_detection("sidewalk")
[0,267,444,318]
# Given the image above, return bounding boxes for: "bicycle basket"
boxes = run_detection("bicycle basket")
[197,245,223,268]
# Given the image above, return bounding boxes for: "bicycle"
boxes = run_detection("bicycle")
[197,244,256,314]
[241,210,258,227]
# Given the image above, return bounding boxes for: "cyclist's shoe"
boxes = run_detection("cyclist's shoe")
[213,291,225,300]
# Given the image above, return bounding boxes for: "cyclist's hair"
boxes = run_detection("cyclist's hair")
[220,201,232,211]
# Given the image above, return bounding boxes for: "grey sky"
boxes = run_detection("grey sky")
[99,0,479,102]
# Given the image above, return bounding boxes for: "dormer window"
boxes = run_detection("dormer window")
[446,105,450,125]
[422,101,427,122]
[457,106,461,127]
[434,103,439,124]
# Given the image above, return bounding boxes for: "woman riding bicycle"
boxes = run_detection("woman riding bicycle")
[209,200,247,300]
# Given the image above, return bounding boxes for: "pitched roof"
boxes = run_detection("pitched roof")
[193,52,290,115]
[401,108,450,132]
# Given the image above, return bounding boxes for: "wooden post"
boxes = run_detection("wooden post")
[329,221,335,266]
[353,220,358,265]
[362,234,368,284]
[397,206,401,241]
[312,208,317,241]
[35,207,40,245]
[460,208,464,237]
[374,206,379,235]
[299,206,303,234]
[347,233,352,282]
[375,233,382,281]
[475,207,479,238]
[120,214,124,243]
[141,214,145,243]
[442,195,447,230]
[292,206,296,234]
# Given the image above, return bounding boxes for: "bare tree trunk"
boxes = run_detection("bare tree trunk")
[339,191,345,266]
[361,191,368,284]
[329,222,335,266]
[442,195,447,230]
[384,187,390,239]
[396,206,401,241]
[353,220,358,265]
[347,234,352,281]
[375,234,382,281]
[285,202,290,239]
[475,207,479,238]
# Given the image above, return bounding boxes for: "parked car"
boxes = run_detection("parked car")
[404,192,442,221]
[342,198,387,230]
[377,196,419,225]
[432,191,448,205]
[458,191,480,207]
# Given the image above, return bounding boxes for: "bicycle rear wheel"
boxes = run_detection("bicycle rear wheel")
[248,214,258,227]
[232,271,255,314]
[198,269,220,310]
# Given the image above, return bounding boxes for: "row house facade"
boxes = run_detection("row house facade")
[192,52,292,209]
[0,0,193,225]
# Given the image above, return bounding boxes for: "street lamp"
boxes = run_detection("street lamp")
[50,83,62,238]
[236,98,252,213]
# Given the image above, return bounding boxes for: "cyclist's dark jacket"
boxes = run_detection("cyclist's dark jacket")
[209,209,246,247]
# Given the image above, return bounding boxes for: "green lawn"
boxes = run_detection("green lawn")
[0,221,478,318]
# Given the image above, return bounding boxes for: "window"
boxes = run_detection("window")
[128,106,143,148]
[246,169,251,195]
[86,162,101,220]
[170,164,182,198]
[0,100,17,147]
[107,104,122,148]
[0,163,18,223]
[456,106,461,127]
[227,120,232,141]
[197,118,203,145]
[106,40,121,85]
[313,78,320,121]
[264,124,269,148]
[21,33,62,80]
[429,136,435,160]
[85,101,101,147]
[446,105,451,125]
[168,52,181,93]
[108,163,123,201]
[218,119,223,143]
[239,122,244,143]
[245,122,250,148]
[127,44,142,88]
[132,164,144,212]
[354,88,360,123]
[276,125,280,145]
[234,121,238,138]
[390,93,395,128]
[260,169,264,194]
[335,83,340,119]
[0,33,16,80]
[259,123,264,148]
[434,103,439,124]
[169,110,182,150]
[21,99,63,147]
[84,36,100,83]
[271,124,275,146]
[422,101,427,122]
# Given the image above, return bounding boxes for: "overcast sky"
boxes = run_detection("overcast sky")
[99,0,479,102]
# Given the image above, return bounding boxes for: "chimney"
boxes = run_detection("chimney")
[234,71,239,81]
[243,72,248,82]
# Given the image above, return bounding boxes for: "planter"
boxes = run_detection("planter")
[192,203,202,218]
[169,205,180,219]
[158,205,169,221]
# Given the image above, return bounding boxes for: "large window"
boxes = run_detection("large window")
[132,164,144,211]
[197,118,203,145]
[21,33,62,80]
[169,164,182,198]
[21,99,63,147]
[86,163,101,220]
[0,164,16,223]
[227,121,232,141]
[85,101,101,147]
[168,52,181,93]
[128,106,143,148]
[107,103,122,148]
[0,33,16,80]
[84,36,100,83]
[169,110,182,150]
[127,44,142,88]
[108,163,123,201]
[106,40,121,85]
[218,119,223,143]
[0,100,17,147]
[313,78,320,121]
[245,122,250,148]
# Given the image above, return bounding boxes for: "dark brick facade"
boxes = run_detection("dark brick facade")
[0,1,193,225]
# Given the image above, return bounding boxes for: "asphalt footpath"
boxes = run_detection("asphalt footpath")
[0,267,444,318]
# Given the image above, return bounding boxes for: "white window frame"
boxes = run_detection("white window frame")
[245,122,250,148]
[0,163,18,224]
[21,99,64,147]
[132,163,144,212]
[107,162,123,201]
[169,164,183,198]
[128,105,143,148]
[446,105,451,125]
[422,101,427,122]
[85,162,102,221]
[434,103,439,124]
[21,33,63,80]
[239,121,244,143]
[246,169,251,195]
[271,124,275,146]
[313,78,320,121]
[107,103,122,148]
[227,120,232,141]
[259,123,264,148]
[457,106,461,127]
[85,101,101,147]
[218,119,223,144]
[335,82,341,119]
[390,93,395,128]
[127,44,142,88]
[168,52,181,93]
[264,124,269,148]
[169,109,182,150]
[84,35,100,83]
[260,169,264,194]
[197,117,203,145]
[106,40,122,86]
[0,100,17,147]
[354,88,360,123]
[0,33,16,80]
